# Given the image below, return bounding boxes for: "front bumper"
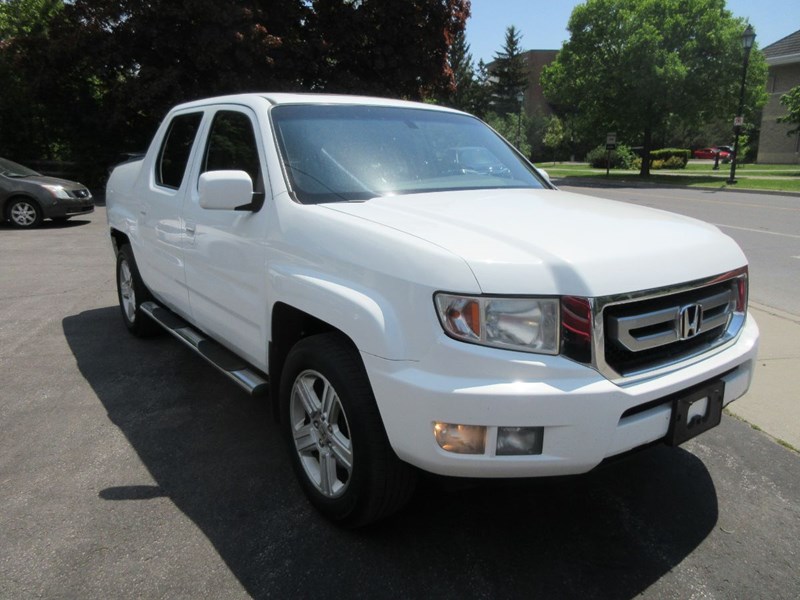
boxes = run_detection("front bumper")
[44,196,95,219]
[364,315,759,478]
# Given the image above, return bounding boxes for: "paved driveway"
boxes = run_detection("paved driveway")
[1,208,798,598]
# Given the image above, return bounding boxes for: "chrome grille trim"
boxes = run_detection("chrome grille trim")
[607,287,734,352]
[587,269,748,384]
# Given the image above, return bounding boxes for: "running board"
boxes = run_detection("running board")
[140,301,269,398]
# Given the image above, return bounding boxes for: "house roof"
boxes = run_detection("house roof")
[763,29,800,66]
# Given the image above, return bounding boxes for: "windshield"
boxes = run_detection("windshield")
[270,105,547,203]
[0,157,40,178]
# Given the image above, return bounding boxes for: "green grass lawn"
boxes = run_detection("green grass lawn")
[540,161,800,193]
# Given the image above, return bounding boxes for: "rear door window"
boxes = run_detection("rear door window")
[156,112,203,189]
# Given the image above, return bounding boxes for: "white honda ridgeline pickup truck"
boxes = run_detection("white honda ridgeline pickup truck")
[107,93,759,526]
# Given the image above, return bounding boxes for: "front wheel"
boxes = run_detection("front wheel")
[116,244,160,337]
[281,333,416,527]
[7,197,42,228]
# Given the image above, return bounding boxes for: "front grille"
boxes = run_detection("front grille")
[593,271,747,380]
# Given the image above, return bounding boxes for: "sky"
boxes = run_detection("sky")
[467,0,800,64]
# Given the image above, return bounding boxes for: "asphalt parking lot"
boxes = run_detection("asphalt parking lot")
[1,207,799,599]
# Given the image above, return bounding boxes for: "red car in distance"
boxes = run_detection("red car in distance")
[693,147,731,160]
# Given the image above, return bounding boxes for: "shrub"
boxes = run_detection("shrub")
[650,159,665,170]
[662,156,686,169]
[649,148,690,167]
[586,144,636,169]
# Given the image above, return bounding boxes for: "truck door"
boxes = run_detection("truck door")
[181,106,269,370]
[136,110,204,315]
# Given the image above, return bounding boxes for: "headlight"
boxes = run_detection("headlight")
[434,293,559,354]
[41,184,71,199]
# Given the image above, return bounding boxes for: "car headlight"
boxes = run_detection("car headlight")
[434,293,559,354]
[41,184,71,199]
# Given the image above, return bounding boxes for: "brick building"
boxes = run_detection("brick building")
[519,49,559,117]
[756,30,800,164]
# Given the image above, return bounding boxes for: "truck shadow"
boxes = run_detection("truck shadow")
[64,307,718,599]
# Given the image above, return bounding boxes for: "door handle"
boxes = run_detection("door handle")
[185,223,196,235]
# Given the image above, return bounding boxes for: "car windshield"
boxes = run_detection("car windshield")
[0,157,40,178]
[270,105,547,203]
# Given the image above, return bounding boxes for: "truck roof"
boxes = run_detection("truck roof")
[169,93,465,114]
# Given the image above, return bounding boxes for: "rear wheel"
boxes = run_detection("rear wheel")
[7,197,42,228]
[281,333,416,527]
[116,244,160,337]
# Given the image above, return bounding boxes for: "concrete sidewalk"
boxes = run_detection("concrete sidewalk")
[726,303,800,451]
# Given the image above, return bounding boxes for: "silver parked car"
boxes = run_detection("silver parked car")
[1,157,94,228]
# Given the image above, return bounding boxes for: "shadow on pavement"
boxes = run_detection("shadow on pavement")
[0,218,91,230]
[64,306,719,599]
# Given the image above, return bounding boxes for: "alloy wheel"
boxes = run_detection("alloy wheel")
[289,369,353,498]
[10,201,38,227]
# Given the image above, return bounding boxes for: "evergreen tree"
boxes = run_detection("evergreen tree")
[491,25,528,115]
[447,28,475,112]
[471,59,493,118]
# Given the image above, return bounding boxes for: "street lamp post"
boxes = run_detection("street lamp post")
[516,91,524,150]
[727,24,756,184]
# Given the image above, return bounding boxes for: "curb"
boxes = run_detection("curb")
[551,176,800,198]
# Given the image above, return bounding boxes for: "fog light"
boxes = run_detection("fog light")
[496,426,544,455]
[433,422,486,454]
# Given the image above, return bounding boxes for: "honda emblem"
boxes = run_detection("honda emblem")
[679,304,703,340]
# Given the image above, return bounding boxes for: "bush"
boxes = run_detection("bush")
[586,144,636,169]
[650,159,665,170]
[662,156,686,169]
[649,148,690,167]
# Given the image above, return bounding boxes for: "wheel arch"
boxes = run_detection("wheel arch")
[3,193,41,219]
[109,228,131,256]
[269,303,356,421]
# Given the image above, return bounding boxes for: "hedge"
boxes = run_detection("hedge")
[648,148,690,168]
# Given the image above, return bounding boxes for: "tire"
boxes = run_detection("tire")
[281,333,416,527]
[7,197,43,228]
[116,244,161,337]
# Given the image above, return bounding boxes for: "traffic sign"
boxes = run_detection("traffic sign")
[733,116,744,127]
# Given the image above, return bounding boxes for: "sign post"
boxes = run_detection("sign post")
[605,132,617,177]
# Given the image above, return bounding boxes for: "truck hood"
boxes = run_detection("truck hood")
[323,188,747,297]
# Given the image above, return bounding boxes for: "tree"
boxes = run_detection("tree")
[65,0,303,132]
[1,0,472,184]
[541,0,768,176]
[0,0,68,160]
[484,111,532,157]
[306,0,470,99]
[446,28,476,112]
[490,25,528,115]
[471,59,493,118]
[543,115,567,163]
[778,85,800,136]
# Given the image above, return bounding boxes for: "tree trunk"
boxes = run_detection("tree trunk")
[639,127,652,177]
